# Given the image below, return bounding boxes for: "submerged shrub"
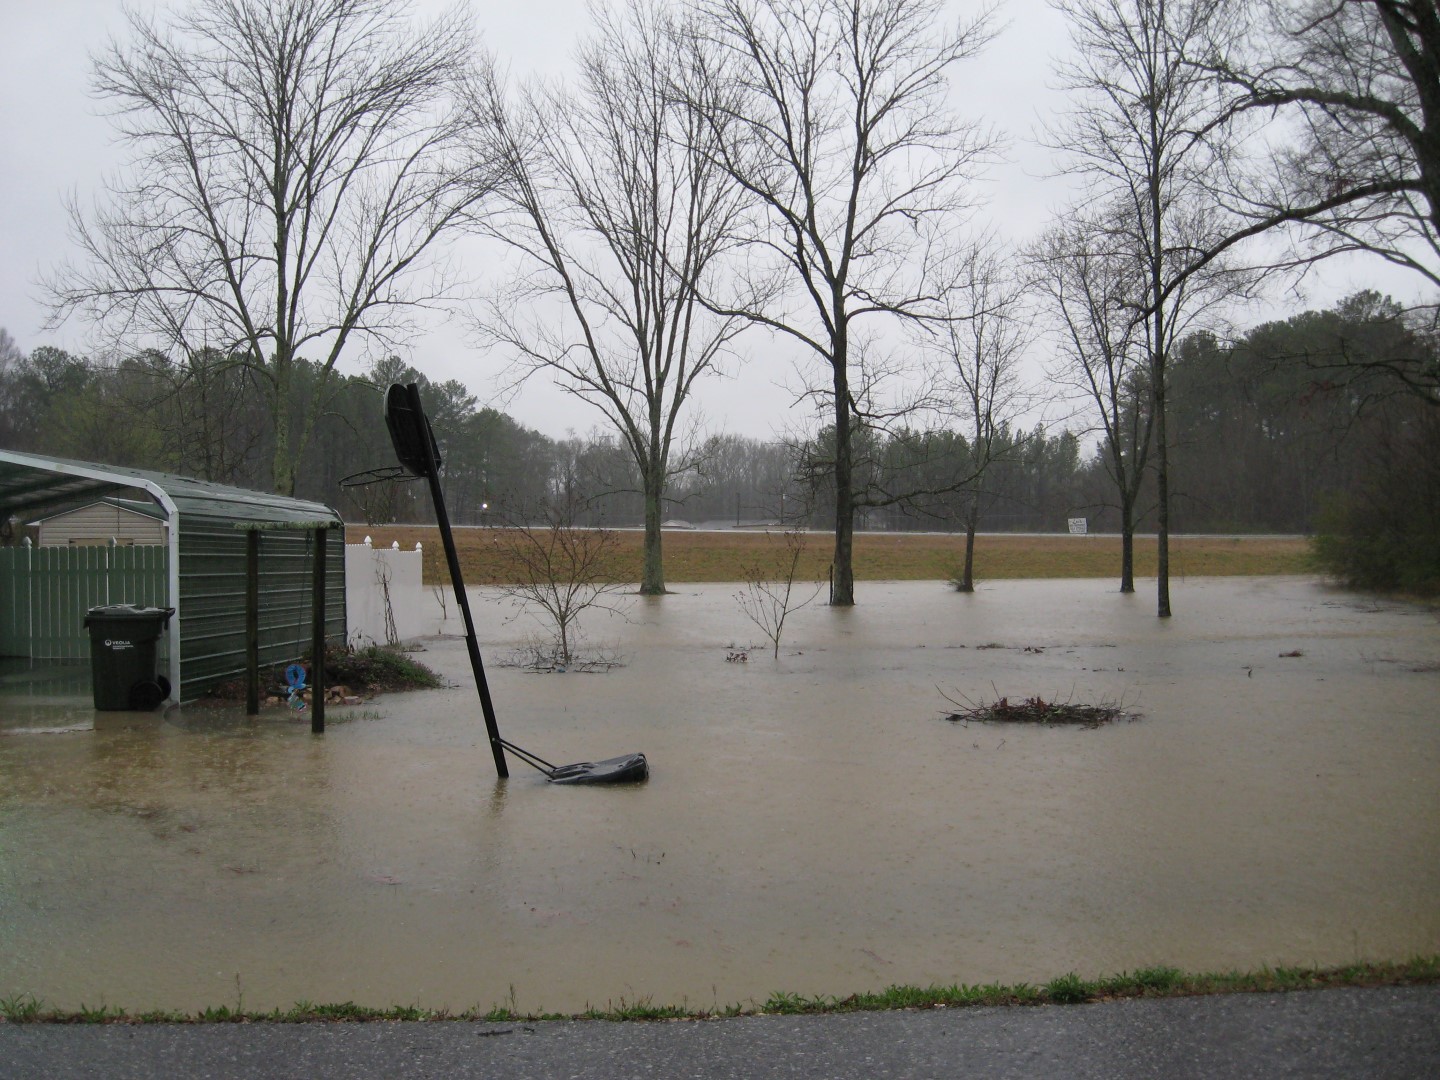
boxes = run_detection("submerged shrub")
[319,643,443,692]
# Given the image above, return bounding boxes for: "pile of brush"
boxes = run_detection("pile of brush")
[941,692,1135,728]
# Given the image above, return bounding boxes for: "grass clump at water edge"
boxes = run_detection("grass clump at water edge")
[4,956,1436,1024]
[755,956,1440,1014]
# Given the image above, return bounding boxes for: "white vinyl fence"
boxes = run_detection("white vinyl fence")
[344,538,438,648]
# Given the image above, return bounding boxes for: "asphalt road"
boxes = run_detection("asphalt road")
[3,985,1437,1079]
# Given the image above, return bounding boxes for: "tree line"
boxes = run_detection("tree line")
[15,0,1440,602]
[5,288,1432,579]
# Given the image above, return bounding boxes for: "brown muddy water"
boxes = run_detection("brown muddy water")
[1,577,1437,1015]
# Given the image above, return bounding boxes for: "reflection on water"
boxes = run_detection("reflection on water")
[2,577,1437,1014]
[0,659,96,734]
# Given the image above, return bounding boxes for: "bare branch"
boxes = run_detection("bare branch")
[45,0,498,495]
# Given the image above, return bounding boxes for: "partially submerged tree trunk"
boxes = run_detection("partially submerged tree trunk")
[957,497,980,592]
[641,449,667,595]
[1149,107,1173,620]
[1119,496,1136,594]
[832,359,856,606]
[1153,339,1172,617]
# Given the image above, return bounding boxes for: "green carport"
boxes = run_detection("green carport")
[0,449,344,708]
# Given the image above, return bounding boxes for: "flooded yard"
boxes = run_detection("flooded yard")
[1,576,1437,1015]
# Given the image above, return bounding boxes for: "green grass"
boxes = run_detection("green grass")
[580,999,695,1021]
[1044,972,1093,1004]
[1131,965,1185,992]
[4,955,1435,1024]
[71,1003,124,1024]
[0,994,43,1023]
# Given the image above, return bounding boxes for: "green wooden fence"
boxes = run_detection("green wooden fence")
[0,544,168,660]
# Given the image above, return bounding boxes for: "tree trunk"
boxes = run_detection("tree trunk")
[271,355,296,497]
[1149,67,1172,620]
[831,358,855,606]
[1119,494,1135,594]
[640,464,667,595]
[1154,363,1171,616]
[958,498,979,592]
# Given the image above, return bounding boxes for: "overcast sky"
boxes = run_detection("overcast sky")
[1,0,1425,442]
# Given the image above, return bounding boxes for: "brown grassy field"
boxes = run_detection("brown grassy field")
[348,525,1314,586]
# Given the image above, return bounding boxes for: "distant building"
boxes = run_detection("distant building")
[28,497,169,547]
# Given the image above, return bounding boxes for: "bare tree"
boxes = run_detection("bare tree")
[1198,1,1440,301]
[1031,212,1153,591]
[489,498,630,669]
[1159,0,1440,417]
[467,0,745,596]
[121,347,266,484]
[684,0,998,605]
[46,0,496,496]
[0,329,21,373]
[917,238,1034,592]
[1048,0,1255,616]
[0,329,22,451]
[734,527,822,657]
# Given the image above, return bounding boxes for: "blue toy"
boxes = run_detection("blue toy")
[284,663,308,710]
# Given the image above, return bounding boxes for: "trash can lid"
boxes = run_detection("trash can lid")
[84,604,175,621]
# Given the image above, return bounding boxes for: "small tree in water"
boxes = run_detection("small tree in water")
[734,529,823,659]
[490,498,628,668]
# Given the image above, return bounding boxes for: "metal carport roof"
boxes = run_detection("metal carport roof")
[0,449,342,529]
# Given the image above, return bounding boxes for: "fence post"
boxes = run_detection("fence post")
[26,537,33,657]
[311,526,327,734]
[246,530,260,715]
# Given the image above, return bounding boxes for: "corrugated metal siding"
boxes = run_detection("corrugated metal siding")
[177,521,345,701]
[0,545,168,659]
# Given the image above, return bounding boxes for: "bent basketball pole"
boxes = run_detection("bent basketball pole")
[385,382,509,778]
[384,383,648,786]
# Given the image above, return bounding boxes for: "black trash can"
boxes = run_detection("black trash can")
[84,604,175,711]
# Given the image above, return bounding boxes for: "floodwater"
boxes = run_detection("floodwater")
[1,577,1437,1015]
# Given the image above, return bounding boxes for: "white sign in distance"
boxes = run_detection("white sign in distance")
[1067,518,1087,535]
